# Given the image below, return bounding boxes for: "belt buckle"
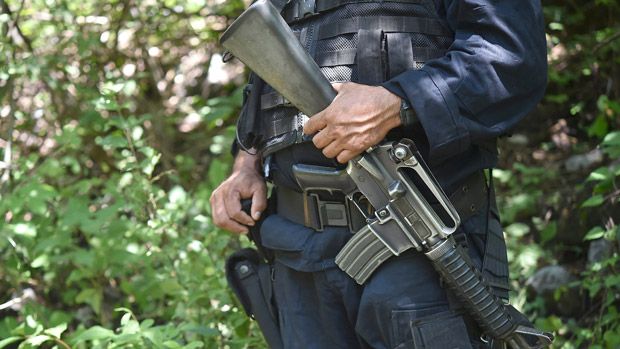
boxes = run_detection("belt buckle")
[295,0,316,20]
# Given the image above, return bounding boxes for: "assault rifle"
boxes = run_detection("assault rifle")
[221,1,553,347]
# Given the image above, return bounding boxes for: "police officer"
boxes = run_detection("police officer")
[211,0,547,347]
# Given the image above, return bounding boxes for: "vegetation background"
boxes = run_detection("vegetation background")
[0,0,618,347]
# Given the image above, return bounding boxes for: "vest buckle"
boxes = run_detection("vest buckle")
[294,0,316,20]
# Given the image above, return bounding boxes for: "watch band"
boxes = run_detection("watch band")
[399,99,418,129]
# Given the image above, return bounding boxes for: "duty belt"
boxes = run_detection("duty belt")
[275,170,488,231]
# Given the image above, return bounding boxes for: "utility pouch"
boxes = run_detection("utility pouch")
[236,73,265,152]
[225,248,283,349]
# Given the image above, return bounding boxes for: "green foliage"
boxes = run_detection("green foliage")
[496,1,620,347]
[0,0,265,347]
[0,0,618,348]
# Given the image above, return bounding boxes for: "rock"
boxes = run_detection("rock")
[565,149,604,173]
[526,265,583,317]
[506,133,529,146]
[587,238,614,265]
[527,265,573,294]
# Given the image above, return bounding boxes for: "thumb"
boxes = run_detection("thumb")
[250,185,267,220]
[332,82,344,92]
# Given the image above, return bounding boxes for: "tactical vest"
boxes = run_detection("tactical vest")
[235,0,454,156]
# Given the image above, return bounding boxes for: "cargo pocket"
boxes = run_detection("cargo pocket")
[407,311,473,349]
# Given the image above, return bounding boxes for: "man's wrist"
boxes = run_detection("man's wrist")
[233,150,260,173]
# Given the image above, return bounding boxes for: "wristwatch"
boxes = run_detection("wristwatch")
[399,99,418,130]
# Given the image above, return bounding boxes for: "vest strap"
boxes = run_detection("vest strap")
[386,32,415,78]
[315,46,444,67]
[281,0,425,23]
[263,112,307,139]
[318,16,452,40]
[261,91,291,110]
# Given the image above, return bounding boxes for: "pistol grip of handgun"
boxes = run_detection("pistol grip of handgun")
[241,198,253,216]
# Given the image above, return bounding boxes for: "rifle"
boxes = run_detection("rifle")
[220,1,553,347]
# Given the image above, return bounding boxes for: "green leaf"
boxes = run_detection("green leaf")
[76,288,102,315]
[30,254,49,268]
[540,222,557,244]
[0,337,22,349]
[505,223,530,238]
[584,226,605,241]
[587,115,608,139]
[603,131,620,146]
[587,167,611,182]
[71,326,115,342]
[582,195,605,208]
[44,323,67,338]
[164,340,183,349]
[24,334,52,346]
[12,223,37,237]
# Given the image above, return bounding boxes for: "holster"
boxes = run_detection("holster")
[225,197,282,348]
[225,248,283,349]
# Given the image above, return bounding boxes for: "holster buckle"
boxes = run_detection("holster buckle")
[302,191,350,231]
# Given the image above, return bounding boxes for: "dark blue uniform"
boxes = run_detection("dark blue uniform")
[251,0,547,347]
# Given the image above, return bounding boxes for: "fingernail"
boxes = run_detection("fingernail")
[253,211,261,220]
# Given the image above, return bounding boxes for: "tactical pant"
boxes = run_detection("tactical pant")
[259,199,508,349]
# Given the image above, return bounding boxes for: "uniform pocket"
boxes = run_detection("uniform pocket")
[409,311,473,349]
[394,310,472,349]
[390,304,449,348]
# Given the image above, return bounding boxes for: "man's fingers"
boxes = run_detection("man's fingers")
[225,190,255,226]
[336,149,357,164]
[251,185,267,220]
[212,194,248,234]
[304,112,326,135]
[312,127,332,149]
[322,141,342,159]
[220,219,250,234]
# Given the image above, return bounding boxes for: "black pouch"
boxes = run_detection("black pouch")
[225,248,283,349]
[409,311,473,349]
[236,73,265,153]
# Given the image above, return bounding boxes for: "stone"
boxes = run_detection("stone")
[526,265,583,317]
[526,265,573,294]
[587,238,614,265]
[565,149,604,173]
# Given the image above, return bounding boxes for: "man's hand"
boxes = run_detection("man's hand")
[210,151,267,234]
[303,82,402,163]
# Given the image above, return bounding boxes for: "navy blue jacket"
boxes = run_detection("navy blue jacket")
[382,0,547,189]
[245,0,547,193]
